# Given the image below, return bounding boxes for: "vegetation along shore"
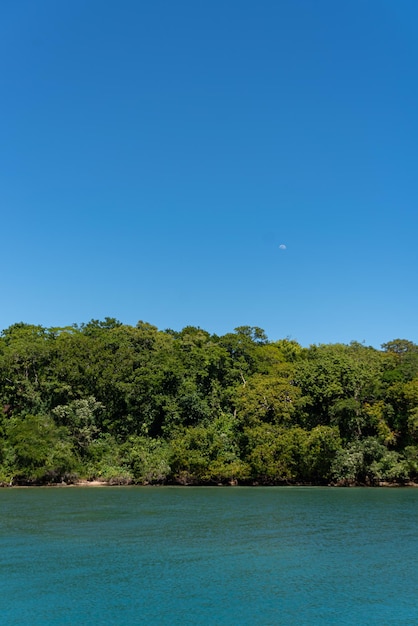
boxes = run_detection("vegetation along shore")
[1,319,417,487]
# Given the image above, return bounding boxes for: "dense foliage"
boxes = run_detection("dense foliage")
[1,320,418,486]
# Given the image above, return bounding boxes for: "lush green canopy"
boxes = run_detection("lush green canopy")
[1,320,417,486]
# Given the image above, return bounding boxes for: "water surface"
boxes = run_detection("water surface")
[1,486,417,624]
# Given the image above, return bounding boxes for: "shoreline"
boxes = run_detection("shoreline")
[2,479,418,488]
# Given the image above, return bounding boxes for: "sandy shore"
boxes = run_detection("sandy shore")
[71,480,110,487]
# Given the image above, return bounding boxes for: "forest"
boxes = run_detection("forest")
[1,319,418,486]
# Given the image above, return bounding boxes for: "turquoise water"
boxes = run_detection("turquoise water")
[1,487,418,625]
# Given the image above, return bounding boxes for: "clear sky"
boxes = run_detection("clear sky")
[1,0,417,347]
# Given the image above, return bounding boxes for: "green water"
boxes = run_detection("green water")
[1,486,417,625]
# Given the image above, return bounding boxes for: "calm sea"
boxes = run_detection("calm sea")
[1,486,417,625]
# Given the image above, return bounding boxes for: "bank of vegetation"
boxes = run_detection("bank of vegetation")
[1,319,417,486]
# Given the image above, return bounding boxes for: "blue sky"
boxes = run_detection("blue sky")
[1,0,417,347]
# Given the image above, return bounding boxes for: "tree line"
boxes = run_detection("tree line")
[1,318,417,486]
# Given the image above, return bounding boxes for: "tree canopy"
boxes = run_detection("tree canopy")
[1,320,417,486]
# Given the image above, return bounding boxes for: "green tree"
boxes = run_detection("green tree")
[295,342,383,438]
[170,413,248,484]
[300,425,342,483]
[52,396,103,454]
[243,425,306,483]
[4,413,76,483]
[0,323,56,414]
[381,339,418,383]
[331,437,407,485]
[122,436,171,484]
[234,366,300,427]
